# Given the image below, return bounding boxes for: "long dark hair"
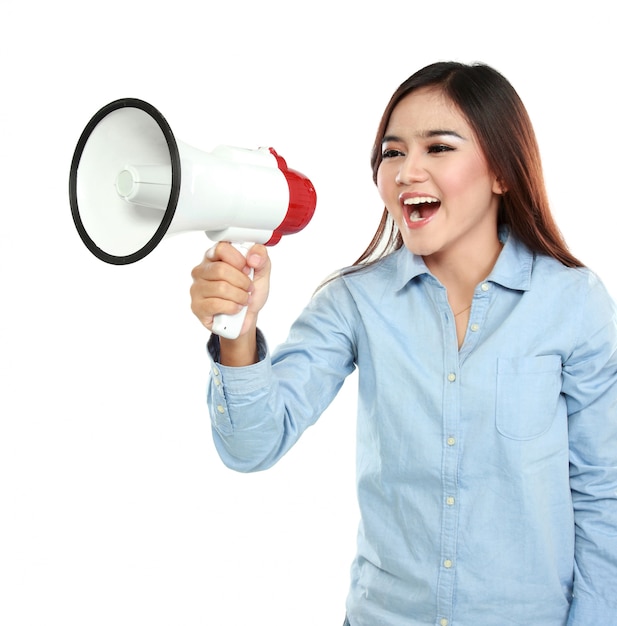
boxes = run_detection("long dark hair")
[353,61,582,268]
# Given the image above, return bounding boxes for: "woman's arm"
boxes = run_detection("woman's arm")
[563,273,617,624]
[204,278,357,473]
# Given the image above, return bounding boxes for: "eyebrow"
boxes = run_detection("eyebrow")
[382,129,466,144]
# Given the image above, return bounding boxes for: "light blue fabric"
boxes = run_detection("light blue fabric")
[207,232,617,625]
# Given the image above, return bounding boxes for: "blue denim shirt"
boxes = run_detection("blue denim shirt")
[207,232,617,625]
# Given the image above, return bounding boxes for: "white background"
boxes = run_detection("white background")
[1,1,615,624]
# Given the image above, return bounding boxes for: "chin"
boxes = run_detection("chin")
[401,233,441,258]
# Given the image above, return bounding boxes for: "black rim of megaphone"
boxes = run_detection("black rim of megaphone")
[68,98,181,265]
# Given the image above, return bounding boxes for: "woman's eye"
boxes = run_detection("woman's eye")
[382,148,404,159]
[428,144,454,154]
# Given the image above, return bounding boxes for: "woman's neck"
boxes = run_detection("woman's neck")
[424,235,503,297]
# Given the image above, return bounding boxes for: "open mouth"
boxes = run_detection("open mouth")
[401,195,441,227]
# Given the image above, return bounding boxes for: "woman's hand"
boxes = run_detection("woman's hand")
[190,242,271,364]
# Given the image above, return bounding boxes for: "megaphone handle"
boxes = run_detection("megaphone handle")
[211,243,253,340]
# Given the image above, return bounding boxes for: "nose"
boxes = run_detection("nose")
[395,153,427,185]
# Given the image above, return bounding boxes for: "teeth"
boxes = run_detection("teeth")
[403,196,439,205]
[409,210,424,222]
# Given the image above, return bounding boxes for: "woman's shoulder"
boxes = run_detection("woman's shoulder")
[533,252,603,290]
[531,253,616,322]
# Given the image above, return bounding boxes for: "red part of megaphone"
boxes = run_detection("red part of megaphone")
[266,149,316,246]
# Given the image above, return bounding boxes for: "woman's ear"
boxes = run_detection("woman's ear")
[492,176,507,195]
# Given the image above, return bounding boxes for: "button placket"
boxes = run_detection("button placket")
[437,357,460,623]
[459,282,492,362]
[431,282,465,624]
[436,280,494,623]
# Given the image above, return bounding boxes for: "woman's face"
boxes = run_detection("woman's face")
[377,87,504,263]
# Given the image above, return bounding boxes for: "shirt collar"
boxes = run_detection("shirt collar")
[488,227,533,291]
[391,227,534,292]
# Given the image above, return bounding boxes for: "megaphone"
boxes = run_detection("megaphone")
[69,98,317,339]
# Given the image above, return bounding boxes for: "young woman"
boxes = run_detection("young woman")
[190,62,617,625]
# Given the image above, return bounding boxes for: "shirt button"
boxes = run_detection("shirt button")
[446,496,455,506]
[212,366,220,376]
[470,323,480,332]
[216,404,225,414]
[447,437,456,446]
[447,372,456,382]
[440,620,449,626]
[444,559,453,568]
[481,282,490,292]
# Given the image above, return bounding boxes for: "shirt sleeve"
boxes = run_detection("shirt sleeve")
[562,271,617,624]
[206,279,357,473]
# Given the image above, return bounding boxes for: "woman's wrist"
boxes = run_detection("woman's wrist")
[219,329,259,367]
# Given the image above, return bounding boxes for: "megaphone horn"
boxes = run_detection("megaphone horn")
[68,98,317,338]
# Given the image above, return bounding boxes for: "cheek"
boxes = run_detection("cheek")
[443,159,495,201]
[376,169,403,222]
[376,166,389,201]
[376,160,400,196]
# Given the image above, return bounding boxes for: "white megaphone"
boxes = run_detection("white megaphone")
[69,98,317,339]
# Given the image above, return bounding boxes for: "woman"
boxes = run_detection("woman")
[190,62,617,625]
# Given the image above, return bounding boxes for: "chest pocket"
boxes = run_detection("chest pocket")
[495,355,563,440]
